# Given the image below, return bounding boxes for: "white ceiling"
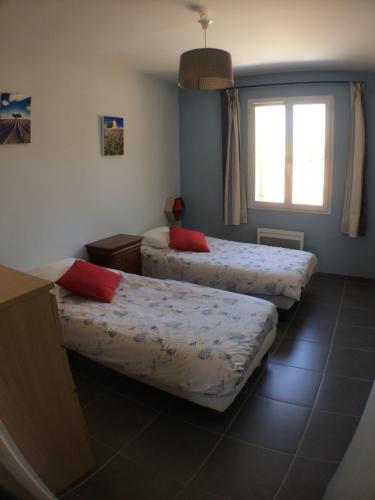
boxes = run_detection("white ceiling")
[1,0,375,80]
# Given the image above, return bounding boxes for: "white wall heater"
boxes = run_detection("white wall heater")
[257,228,304,250]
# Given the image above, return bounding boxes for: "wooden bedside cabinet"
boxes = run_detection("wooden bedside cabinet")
[86,234,143,274]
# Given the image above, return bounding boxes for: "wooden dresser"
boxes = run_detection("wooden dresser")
[0,265,95,495]
[86,234,143,274]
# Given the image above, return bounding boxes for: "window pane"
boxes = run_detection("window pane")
[254,105,285,203]
[292,103,326,206]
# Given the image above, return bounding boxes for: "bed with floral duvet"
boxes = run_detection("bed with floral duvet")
[31,259,277,411]
[142,235,317,309]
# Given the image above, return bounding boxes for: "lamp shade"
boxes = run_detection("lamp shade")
[164,197,185,223]
[178,48,234,90]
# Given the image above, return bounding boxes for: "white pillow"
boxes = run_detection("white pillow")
[29,258,78,298]
[29,258,77,281]
[142,226,170,249]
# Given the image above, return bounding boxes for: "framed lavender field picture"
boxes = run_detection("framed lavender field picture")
[0,93,31,144]
[102,116,124,156]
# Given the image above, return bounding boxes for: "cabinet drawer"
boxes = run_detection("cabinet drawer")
[111,248,142,274]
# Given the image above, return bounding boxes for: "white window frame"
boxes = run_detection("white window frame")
[248,95,334,214]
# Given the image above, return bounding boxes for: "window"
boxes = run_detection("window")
[248,96,333,213]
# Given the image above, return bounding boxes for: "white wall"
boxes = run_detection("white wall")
[324,383,375,500]
[0,51,180,270]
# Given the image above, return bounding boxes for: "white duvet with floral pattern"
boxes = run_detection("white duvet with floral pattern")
[142,237,317,301]
[57,272,277,405]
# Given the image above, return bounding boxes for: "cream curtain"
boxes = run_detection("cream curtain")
[341,82,367,237]
[223,89,248,225]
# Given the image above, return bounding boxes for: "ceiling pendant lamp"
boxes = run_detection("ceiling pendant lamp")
[178,12,234,91]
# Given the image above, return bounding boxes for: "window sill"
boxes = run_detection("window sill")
[248,203,331,215]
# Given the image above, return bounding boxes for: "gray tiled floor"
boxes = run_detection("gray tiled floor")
[62,273,374,500]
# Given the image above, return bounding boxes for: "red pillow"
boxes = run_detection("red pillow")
[56,260,122,303]
[169,227,209,252]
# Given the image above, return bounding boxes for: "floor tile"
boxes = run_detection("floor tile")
[304,279,343,304]
[192,437,292,500]
[346,276,375,284]
[342,291,375,311]
[345,279,375,295]
[75,455,181,500]
[70,349,171,411]
[278,305,297,323]
[334,324,375,351]
[163,368,259,434]
[123,414,219,483]
[315,374,372,416]
[90,437,116,468]
[276,456,338,500]
[255,363,322,407]
[299,410,359,461]
[60,493,81,500]
[227,395,310,453]
[104,370,171,411]
[339,307,375,329]
[84,392,156,450]
[296,300,339,322]
[163,395,239,435]
[68,351,115,386]
[271,339,329,371]
[276,317,291,336]
[73,374,104,408]
[177,486,227,499]
[269,336,283,354]
[327,346,375,380]
[285,317,335,344]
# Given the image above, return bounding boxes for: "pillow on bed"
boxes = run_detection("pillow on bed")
[142,226,170,249]
[56,260,122,303]
[169,227,209,252]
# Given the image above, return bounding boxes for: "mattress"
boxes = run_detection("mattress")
[52,269,277,411]
[142,236,317,304]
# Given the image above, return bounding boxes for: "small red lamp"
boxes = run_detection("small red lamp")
[164,197,185,224]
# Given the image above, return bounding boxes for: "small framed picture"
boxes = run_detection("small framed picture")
[0,93,31,144]
[102,116,124,156]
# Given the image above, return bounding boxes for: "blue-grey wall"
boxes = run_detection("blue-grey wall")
[180,71,375,278]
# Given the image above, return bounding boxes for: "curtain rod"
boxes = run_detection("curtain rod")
[227,80,357,90]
